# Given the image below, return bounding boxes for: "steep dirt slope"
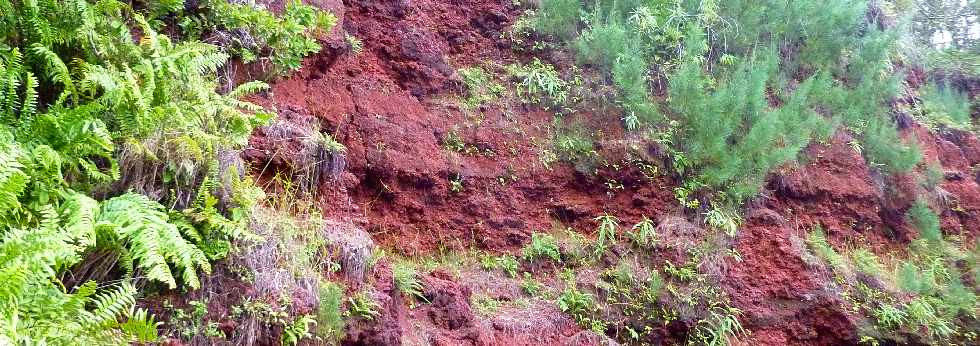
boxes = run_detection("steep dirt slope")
[238,1,980,345]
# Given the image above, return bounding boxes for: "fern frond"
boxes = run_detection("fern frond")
[227,80,269,99]
[80,281,137,329]
[99,193,209,289]
[62,193,99,247]
[30,43,76,103]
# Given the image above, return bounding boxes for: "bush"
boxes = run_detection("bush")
[522,232,561,264]
[907,200,942,244]
[536,0,582,40]
[668,41,832,202]
[918,82,973,131]
[185,0,337,75]
[316,281,346,343]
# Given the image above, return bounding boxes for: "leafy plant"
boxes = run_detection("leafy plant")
[393,262,428,305]
[690,306,748,346]
[593,213,619,256]
[497,254,520,278]
[522,232,561,264]
[346,293,381,321]
[521,272,544,296]
[188,0,338,75]
[282,314,316,346]
[508,59,569,109]
[315,281,346,343]
[628,216,658,247]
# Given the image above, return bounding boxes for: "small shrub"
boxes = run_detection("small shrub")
[458,65,505,108]
[497,254,520,278]
[907,200,943,244]
[315,281,345,343]
[282,314,316,346]
[508,59,569,109]
[703,206,742,237]
[522,232,562,264]
[628,216,658,247]
[201,0,338,75]
[918,82,972,131]
[536,0,581,40]
[521,272,544,296]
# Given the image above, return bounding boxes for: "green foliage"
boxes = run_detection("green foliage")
[497,254,520,278]
[281,314,316,346]
[346,34,364,55]
[522,232,562,264]
[458,65,505,109]
[690,306,747,346]
[536,0,581,40]
[182,0,337,75]
[315,281,345,343]
[345,292,381,321]
[508,59,569,109]
[392,261,428,305]
[807,227,848,274]
[557,279,603,333]
[521,272,544,296]
[0,0,325,343]
[668,43,833,202]
[703,206,741,237]
[552,117,595,162]
[907,200,943,244]
[917,82,973,131]
[628,216,658,247]
[851,248,885,276]
[100,192,211,289]
[593,213,619,256]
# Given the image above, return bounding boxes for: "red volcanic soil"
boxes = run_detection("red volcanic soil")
[235,0,980,345]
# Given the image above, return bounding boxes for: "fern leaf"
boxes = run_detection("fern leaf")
[62,193,99,247]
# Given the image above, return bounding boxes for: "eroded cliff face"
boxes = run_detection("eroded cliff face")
[193,1,980,344]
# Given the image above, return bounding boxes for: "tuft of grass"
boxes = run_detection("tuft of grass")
[806,226,848,274]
